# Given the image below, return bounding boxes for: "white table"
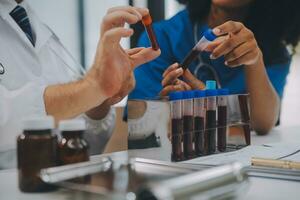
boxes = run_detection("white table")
[1,126,300,200]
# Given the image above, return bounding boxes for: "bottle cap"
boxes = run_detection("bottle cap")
[206,80,217,90]
[182,91,194,99]
[142,14,153,26]
[204,29,217,41]
[59,119,86,131]
[206,89,218,97]
[194,90,206,98]
[23,116,55,131]
[217,88,230,96]
[169,91,183,101]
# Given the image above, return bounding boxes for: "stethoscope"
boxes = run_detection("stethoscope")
[193,23,222,89]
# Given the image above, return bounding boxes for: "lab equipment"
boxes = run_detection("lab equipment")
[193,90,206,156]
[182,91,195,159]
[217,89,229,152]
[205,81,218,154]
[142,13,160,50]
[58,119,89,165]
[17,116,58,192]
[137,162,248,200]
[169,92,184,162]
[180,28,217,70]
[251,157,300,170]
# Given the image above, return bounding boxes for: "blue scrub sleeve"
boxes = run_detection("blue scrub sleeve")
[129,25,175,100]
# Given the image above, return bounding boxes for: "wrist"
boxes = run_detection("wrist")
[84,68,109,104]
[245,49,264,69]
[83,73,108,107]
[85,100,111,120]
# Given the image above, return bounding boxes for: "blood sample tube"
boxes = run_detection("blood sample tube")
[142,13,160,50]
[193,90,206,156]
[205,81,217,155]
[180,29,217,70]
[169,92,184,162]
[217,89,229,152]
[182,91,195,159]
[238,95,251,145]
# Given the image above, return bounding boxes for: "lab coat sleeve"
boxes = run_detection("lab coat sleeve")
[82,107,116,155]
[0,83,47,127]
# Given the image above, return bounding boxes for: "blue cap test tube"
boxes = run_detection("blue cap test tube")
[180,29,217,70]
[205,80,218,154]
[193,90,206,156]
[182,91,195,159]
[169,92,184,161]
[217,89,229,152]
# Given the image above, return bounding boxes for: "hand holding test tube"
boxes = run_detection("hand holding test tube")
[180,29,217,70]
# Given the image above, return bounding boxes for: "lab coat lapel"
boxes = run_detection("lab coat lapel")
[25,5,53,53]
[4,16,35,52]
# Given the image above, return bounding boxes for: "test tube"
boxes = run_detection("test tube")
[193,90,206,156]
[180,29,217,70]
[142,13,160,50]
[169,92,184,162]
[238,95,251,145]
[182,91,195,159]
[217,89,229,152]
[205,81,217,155]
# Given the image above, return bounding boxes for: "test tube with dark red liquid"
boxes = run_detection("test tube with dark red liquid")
[193,90,206,156]
[217,89,229,152]
[180,29,217,70]
[142,14,160,50]
[205,81,217,155]
[182,91,195,159]
[238,95,251,145]
[170,92,184,162]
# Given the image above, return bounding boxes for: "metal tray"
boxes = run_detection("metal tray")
[40,157,247,200]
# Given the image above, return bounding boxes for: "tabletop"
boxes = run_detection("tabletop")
[1,125,300,200]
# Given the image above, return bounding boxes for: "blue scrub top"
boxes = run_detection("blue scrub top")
[129,9,291,100]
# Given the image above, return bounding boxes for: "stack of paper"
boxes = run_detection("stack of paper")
[184,143,300,166]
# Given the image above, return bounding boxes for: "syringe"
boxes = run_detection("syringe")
[180,29,217,70]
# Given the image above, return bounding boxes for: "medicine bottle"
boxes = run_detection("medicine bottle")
[58,119,89,165]
[17,116,57,192]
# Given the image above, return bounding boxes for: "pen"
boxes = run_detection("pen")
[251,157,300,170]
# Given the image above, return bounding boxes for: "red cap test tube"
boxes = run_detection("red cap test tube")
[142,14,160,51]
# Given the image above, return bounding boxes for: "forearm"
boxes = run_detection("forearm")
[244,52,280,135]
[44,79,107,121]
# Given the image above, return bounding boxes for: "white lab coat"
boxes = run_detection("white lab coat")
[0,0,115,168]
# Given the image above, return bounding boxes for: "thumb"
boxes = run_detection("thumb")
[130,47,161,69]
[183,69,205,90]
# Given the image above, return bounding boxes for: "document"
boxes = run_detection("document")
[184,143,300,166]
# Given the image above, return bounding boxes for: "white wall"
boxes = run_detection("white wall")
[281,55,300,126]
[84,0,129,69]
[165,0,183,19]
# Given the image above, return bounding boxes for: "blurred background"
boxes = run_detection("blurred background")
[27,0,300,126]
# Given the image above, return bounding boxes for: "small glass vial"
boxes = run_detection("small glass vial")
[17,116,57,192]
[58,119,89,165]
